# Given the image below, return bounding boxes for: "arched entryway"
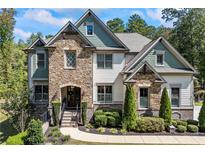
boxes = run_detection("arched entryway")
[61,85,81,110]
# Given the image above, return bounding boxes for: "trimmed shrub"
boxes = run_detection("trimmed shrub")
[135,117,165,133]
[120,129,127,135]
[172,120,178,127]
[199,96,205,132]
[82,102,87,126]
[187,124,199,133]
[93,110,104,117]
[107,116,116,127]
[104,111,114,117]
[187,119,198,126]
[6,131,27,145]
[159,87,172,126]
[24,119,44,145]
[123,84,137,131]
[52,100,61,126]
[176,125,187,133]
[176,120,188,127]
[97,127,105,134]
[94,114,107,127]
[110,128,118,134]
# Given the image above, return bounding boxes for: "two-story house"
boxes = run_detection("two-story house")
[25,9,197,126]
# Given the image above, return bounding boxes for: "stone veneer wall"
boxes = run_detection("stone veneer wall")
[48,35,93,108]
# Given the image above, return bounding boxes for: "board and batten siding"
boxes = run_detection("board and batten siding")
[93,52,125,104]
[161,75,194,107]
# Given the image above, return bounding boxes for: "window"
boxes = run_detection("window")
[171,88,180,107]
[86,23,94,35]
[34,85,48,101]
[97,54,112,69]
[139,88,149,108]
[97,85,112,103]
[65,51,76,68]
[156,54,164,66]
[37,53,45,68]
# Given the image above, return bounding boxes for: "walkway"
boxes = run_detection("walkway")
[60,128,205,144]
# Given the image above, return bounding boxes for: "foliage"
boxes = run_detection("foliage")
[26,32,43,45]
[109,128,118,134]
[135,117,165,133]
[106,18,125,32]
[159,87,172,126]
[6,131,27,145]
[94,114,107,127]
[199,96,205,132]
[24,119,43,145]
[93,110,104,117]
[107,116,117,127]
[120,129,127,135]
[187,124,199,133]
[172,120,178,127]
[176,120,188,127]
[82,102,87,126]
[176,125,187,133]
[86,123,94,129]
[52,100,61,126]
[187,119,198,126]
[97,127,105,134]
[61,135,70,142]
[122,84,137,131]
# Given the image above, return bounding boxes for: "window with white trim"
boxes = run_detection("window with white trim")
[156,53,164,66]
[97,54,112,69]
[139,88,149,108]
[86,23,94,36]
[37,53,45,68]
[171,87,180,107]
[65,50,76,68]
[34,85,48,101]
[97,85,112,103]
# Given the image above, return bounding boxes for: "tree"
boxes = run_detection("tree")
[152,25,173,40]
[122,84,137,131]
[198,95,205,132]
[107,18,125,32]
[26,32,43,45]
[159,87,172,126]
[45,34,53,39]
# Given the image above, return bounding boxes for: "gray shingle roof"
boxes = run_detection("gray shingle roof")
[114,33,151,53]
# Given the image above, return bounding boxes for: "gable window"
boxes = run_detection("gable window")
[156,54,164,66]
[97,85,112,103]
[86,23,94,36]
[65,50,76,69]
[34,85,48,101]
[139,88,149,108]
[171,87,180,107]
[37,53,45,68]
[97,54,112,69]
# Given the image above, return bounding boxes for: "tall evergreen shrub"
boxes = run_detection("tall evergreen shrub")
[122,84,137,131]
[199,95,205,132]
[52,100,61,126]
[159,87,172,126]
[82,102,87,125]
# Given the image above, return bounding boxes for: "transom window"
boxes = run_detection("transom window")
[86,23,94,36]
[65,50,76,68]
[37,53,45,68]
[156,54,164,66]
[171,87,180,107]
[139,88,149,108]
[97,54,112,69]
[34,85,48,101]
[97,85,112,103]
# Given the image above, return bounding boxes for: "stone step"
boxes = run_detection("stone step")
[61,124,77,127]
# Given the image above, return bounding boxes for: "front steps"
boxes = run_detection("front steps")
[61,110,78,127]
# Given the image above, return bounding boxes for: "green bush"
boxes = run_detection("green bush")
[82,102,87,126]
[86,123,94,129]
[187,119,198,126]
[123,84,137,131]
[6,131,27,145]
[159,87,172,126]
[94,110,104,117]
[135,117,165,133]
[199,96,205,132]
[61,135,70,142]
[187,124,199,133]
[176,120,188,127]
[172,120,178,127]
[104,111,114,117]
[52,100,61,126]
[24,119,44,145]
[50,128,62,137]
[97,127,105,134]
[120,129,127,135]
[176,125,187,133]
[94,114,107,127]
[107,116,116,127]
[110,128,118,134]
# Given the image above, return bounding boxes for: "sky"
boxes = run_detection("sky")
[14,8,173,42]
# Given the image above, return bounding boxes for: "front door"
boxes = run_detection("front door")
[67,86,81,109]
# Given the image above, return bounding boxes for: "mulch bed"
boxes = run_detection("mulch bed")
[78,125,205,136]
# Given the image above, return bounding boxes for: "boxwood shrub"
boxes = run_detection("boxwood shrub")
[187,119,198,126]
[187,124,199,133]
[176,125,187,133]
[6,131,27,145]
[176,120,188,127]
[135,117,165,133]
[172,120,178,127]
[94,114,107,127]
[107,116,116,127]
